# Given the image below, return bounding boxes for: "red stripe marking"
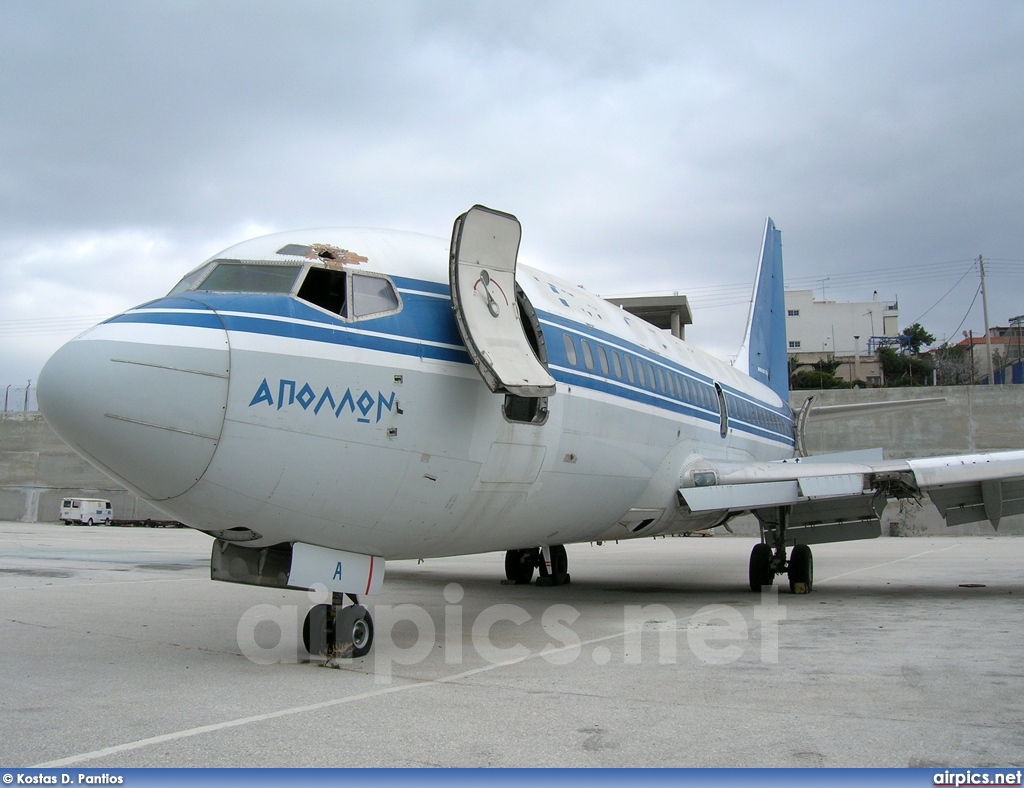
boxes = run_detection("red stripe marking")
[365,555,374,595]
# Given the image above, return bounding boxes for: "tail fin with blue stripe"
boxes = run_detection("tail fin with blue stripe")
[735,218,788,401]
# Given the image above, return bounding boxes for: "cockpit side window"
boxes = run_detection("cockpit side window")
[196,262,302,294]
[351,273,400,318]
[296,269,401,321]
[167,262,215,295]
[297,268,347,316]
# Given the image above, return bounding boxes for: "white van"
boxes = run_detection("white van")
[60,498,112,525]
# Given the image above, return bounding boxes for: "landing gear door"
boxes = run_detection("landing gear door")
[450,205,556,397]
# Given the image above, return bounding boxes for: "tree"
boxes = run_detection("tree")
[811,356,843,375]
[901,323,936,355]
[934,344,975,385]
[791,370,850,390]
[879,345,933,386]
[791,357,851,390]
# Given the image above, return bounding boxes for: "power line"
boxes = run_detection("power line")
[909,263,978,325]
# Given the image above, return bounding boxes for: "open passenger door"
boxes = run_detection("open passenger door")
[450,205,556,397]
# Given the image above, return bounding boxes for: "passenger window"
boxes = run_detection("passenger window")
[624,355,635,384]
[297,268,347,315]
[581,339,595,371]
[656,366,666,393]
[563,334,578,366]
[647,363,657,390]
[351,274,400,318]
[611,350,623,379]
[635,358,646,387]
[596,345,609,375]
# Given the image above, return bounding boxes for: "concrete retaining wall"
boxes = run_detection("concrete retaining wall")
[0,412,166,524]
[782,385,1024,536]
[792,385,1024,458]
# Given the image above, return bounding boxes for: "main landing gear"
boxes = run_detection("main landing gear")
[749,505,814,594]
[504,545,570,587]
[303,593,374,658]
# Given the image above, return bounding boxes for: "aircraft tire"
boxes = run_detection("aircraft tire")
[549,544,570,585]
[788,544,813,593]
[335,605,374,658]
[302,603,335,656]
[504,548,537,584]
[748,543,774,591]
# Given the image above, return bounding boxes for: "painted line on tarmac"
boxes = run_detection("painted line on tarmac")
[816,541,962,584]
[0,577,196,592]
[33,628,632,768]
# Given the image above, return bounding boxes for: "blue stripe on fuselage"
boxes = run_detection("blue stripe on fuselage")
[111,283,793,446]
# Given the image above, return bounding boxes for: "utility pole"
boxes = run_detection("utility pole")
[979,255,995,385]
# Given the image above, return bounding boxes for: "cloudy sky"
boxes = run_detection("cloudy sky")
[3,1,1023,386]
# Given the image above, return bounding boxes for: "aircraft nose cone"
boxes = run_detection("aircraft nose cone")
[38,303,229,501]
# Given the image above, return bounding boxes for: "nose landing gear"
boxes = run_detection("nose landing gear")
[303,593,374,659]
[503,544,570,587]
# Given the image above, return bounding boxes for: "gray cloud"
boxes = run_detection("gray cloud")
[2,0,1023,383]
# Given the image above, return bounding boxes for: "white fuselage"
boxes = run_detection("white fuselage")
[39,229,795,560]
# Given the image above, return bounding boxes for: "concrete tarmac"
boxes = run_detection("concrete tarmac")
[1,521,1022,768]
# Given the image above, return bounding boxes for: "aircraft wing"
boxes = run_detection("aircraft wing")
[679,449,1024,544]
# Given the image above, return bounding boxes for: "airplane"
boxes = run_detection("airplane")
[37,205,1024,658]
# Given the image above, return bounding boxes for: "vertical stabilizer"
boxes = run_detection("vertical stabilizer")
[735,218,788,400]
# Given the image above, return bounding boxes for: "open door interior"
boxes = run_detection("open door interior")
[450,205,556,397]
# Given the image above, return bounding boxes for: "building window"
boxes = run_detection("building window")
[789,340,801,348]
[788,309,800,317]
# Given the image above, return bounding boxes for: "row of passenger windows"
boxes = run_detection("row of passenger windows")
[563,333,720,412]
[724,394,790,435]
[561,332,790,436]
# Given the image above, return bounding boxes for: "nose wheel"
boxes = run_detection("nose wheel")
[303,594,374,658]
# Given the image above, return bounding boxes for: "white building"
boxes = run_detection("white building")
[785,290,900,385]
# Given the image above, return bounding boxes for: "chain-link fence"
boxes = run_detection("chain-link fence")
[2,383,37,413]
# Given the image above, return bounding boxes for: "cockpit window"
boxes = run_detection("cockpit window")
[167,262,214,295]
[297,267,347,315]
[167,257,401,321]
[196,262,302,294]
[296,268,401,320]
[351,274,400,318]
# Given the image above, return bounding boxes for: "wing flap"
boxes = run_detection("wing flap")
[927,477,1024,528]
[679,448,1024,541]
